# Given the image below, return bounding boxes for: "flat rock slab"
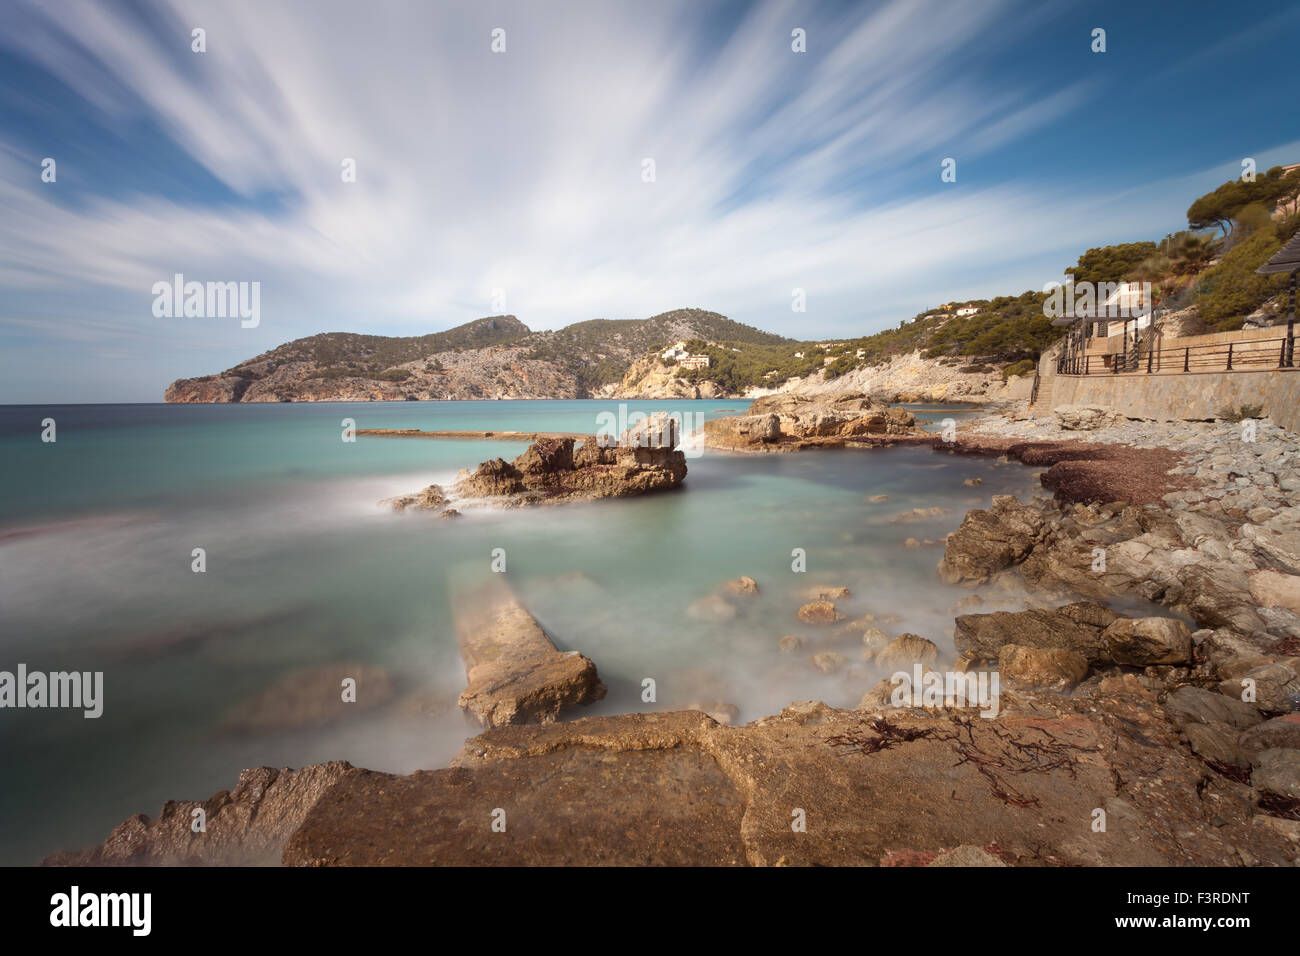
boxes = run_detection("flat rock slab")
[283,740,749,866]
[281,697,1296,867]
[455,581,605,727]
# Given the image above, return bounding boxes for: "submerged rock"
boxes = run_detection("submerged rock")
[688,595,737,621]
[796,600,841,624]
[221,662,394,733]
[875,634,940,673]
[454,581,606,728]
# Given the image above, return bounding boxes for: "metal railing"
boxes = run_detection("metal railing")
[1058,331,1296,376]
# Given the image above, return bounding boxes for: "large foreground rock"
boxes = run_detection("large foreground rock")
[52,690,1300,866]
[277,696,1296,866]
[454,582,606,727]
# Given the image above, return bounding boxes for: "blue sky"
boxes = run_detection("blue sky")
[1,0,1298,403]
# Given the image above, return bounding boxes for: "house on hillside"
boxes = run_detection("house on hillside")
[1095,282,1154,337]
[678,354,710,370]
[955,306,979,317]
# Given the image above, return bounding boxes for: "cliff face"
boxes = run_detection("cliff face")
[598,355,729,400]
[747,350,1033,405]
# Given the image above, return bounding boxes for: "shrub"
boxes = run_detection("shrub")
[1001,359,1036,379]
[1217,402,1265,422]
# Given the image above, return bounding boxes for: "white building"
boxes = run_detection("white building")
[1097,282,1154,337]
[955,306,979,317]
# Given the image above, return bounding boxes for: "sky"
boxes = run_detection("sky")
[1,0,1298,403]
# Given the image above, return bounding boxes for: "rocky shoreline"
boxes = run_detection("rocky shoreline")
[46,401,1300,866]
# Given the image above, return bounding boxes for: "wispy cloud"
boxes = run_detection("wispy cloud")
[0,0,1292,401]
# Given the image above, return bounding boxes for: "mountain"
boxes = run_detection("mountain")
[163,308,793,402]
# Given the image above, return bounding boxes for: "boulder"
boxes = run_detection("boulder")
[620,412,680,449]
[1240,514,1300,575]
[955,602,1119,666]
[797,600,840,625]
[1217,661,1300,714]
[997,645,1088,691]
[1053,404,1122,430]
[1102,617,1193,666]
[1252,748,1300,798]
[938,496,1047,585]
[811,652,847,674]
[383,484,449,512]
[1182,721,1250,769]
[1239,716,1300,761]
[1250,570,1300,613]
[699,413,780,449]
[514,437,575,474]
[875,634,940,673]
[1164,686,1262,731]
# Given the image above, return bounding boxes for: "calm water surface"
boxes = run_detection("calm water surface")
[0,399,1029,864]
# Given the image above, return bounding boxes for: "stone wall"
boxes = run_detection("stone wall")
[1043,368,1300,434]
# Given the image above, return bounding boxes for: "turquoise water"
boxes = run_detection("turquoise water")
[0,399,1029,865]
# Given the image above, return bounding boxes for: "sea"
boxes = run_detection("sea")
[0,398,1043,865]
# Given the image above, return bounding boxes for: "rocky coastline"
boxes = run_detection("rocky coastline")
[47,400,1300,867]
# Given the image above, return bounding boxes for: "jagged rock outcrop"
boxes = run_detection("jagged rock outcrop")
[937,495,1050,585]
[702,392,918,451]
[44,762,358,866]
[454,581,606,727]
[450,434,687,506]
